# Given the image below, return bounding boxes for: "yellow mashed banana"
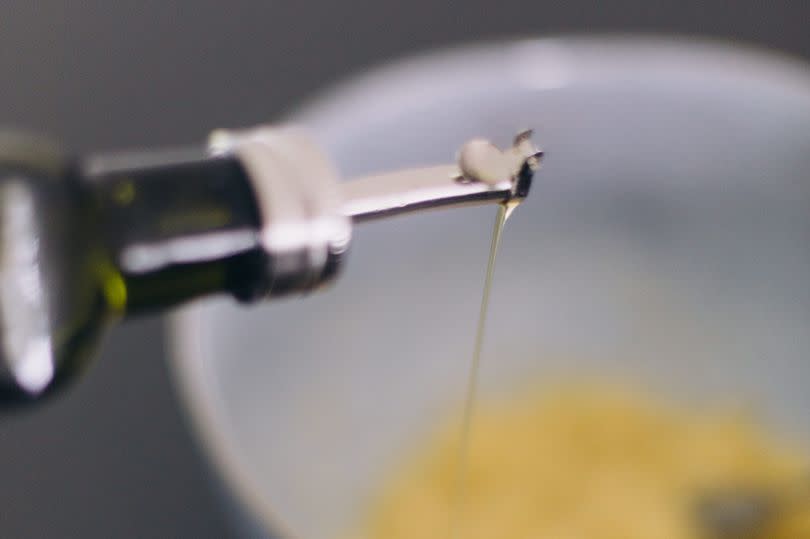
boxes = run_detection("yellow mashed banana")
[350,383,810,539]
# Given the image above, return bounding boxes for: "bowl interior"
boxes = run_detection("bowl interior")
[172,37,810,539]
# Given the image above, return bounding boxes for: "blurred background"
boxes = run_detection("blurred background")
[1,1,809,537]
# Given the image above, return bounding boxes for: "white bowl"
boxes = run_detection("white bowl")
[171,36,810,538]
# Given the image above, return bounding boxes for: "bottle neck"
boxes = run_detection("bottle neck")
[81,148,269,316]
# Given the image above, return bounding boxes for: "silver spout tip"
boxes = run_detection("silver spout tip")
[457,129,542,202]
[342,130,542,222]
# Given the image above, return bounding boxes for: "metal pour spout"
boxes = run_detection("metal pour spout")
[341,131,542,222]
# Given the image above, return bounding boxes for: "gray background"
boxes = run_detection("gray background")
[0,1,808,537]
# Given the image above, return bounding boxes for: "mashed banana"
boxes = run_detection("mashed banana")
[350,383,810,539]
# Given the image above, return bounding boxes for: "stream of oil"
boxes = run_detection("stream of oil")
[448,202,513,539]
